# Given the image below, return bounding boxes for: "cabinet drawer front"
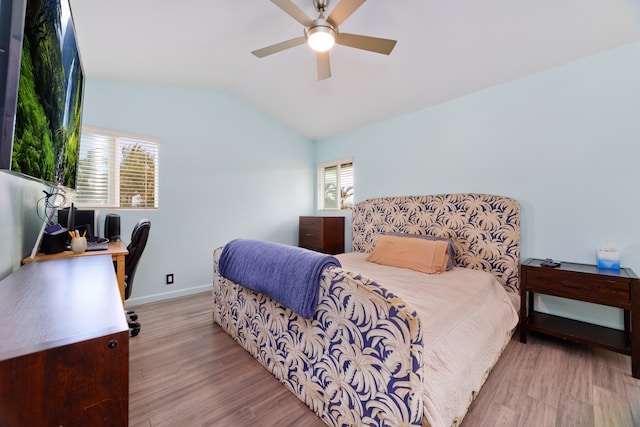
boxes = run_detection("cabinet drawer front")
[299,217,323,229]
[299,218,323,247]
[300,231,323,248]
[526,269,630,305]
[299,222,322,235]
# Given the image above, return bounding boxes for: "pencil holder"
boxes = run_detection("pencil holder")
[70,237,87,254]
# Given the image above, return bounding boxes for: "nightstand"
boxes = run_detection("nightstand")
[299,216,345,255]
[520,258,639,379]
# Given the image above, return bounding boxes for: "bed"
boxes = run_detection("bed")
[212,193,520,427]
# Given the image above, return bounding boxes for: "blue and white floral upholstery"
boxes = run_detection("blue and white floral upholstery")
[212,193,520,427]
[213,249,424,426]
[352,193,520,294]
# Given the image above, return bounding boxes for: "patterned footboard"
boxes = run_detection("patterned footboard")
[213,247,425,427]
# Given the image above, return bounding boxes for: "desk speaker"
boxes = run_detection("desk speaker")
[104,214,121,242]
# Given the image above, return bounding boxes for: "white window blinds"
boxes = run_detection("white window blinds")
[76,126,159,209]
[318,160,354,210]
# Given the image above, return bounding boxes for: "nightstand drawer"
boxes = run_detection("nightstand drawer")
[526,268,630,306]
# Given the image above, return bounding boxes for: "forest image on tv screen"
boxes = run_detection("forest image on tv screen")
[12,0,83,189]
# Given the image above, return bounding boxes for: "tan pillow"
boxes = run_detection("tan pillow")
[382,232,457,270]
[365,235,450,274]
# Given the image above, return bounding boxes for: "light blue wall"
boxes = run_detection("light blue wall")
[0,172,52,279]
[0,82,315,305]
[315,40,640,330]
[81,81,314,305]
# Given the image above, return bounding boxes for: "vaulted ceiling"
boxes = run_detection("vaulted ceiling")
[70,0,640,140]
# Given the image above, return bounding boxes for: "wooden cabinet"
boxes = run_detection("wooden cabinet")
[520,258,639,379]
[0,256,129,425]
[299,216,345,255]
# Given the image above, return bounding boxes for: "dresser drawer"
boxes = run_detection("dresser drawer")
[299,221,322,238]
[299,230,323,249]
[298,216,345,255]
[299,218,323,247]
[525,268,630,306]
[299,216,322,229]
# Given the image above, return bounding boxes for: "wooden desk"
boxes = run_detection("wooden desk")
[0,256,129,424]
[23,241,128,304]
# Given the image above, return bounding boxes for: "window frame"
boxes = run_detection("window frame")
[318,159,354,211]
[76,126,159,209]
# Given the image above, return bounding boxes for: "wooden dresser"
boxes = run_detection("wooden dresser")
[299,216,345,255]
[0,256,129,425]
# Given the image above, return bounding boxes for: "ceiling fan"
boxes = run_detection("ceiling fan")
[252,0,397,80]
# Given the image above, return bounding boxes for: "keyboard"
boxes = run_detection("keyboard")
[86,237,109,251]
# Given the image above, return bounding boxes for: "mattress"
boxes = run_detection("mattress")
[336,252,519,427]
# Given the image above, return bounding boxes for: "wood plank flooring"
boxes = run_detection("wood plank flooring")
[128,292,640,427]
[128,292,325,427]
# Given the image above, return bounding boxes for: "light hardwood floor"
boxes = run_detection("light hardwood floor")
[129,292,640,427]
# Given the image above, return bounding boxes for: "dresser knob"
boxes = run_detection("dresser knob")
[306,233,314,237]
[108,339,118,348]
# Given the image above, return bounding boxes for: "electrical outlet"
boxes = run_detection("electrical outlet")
[166,274,174,285]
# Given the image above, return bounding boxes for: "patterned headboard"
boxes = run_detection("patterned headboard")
[351,193,520,293]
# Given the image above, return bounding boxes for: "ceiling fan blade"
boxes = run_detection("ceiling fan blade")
[336,33,397,55]
[326,0,366,27]
[316,51,331,80]
[251,36,306,58]
[271,0,314,26]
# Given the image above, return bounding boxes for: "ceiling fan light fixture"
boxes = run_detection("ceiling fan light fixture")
[253,0,397,80]
[306,25,336,52]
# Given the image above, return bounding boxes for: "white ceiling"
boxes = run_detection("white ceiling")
[70,0,640,141]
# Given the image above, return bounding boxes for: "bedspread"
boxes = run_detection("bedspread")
[336,252,519,427]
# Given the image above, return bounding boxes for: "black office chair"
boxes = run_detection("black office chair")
[124,219,151,337]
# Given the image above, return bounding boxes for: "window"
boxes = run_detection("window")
[76,126,159,209]
[318,160,353,210]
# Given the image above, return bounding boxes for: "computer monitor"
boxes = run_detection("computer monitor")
[58,208,97,238]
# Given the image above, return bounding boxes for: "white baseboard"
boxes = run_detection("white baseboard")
[125,283,213,307]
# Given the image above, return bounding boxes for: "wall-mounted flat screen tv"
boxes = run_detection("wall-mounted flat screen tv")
[0,0,85,190]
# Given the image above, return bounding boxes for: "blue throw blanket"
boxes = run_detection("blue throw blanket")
[218,239,341,318]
